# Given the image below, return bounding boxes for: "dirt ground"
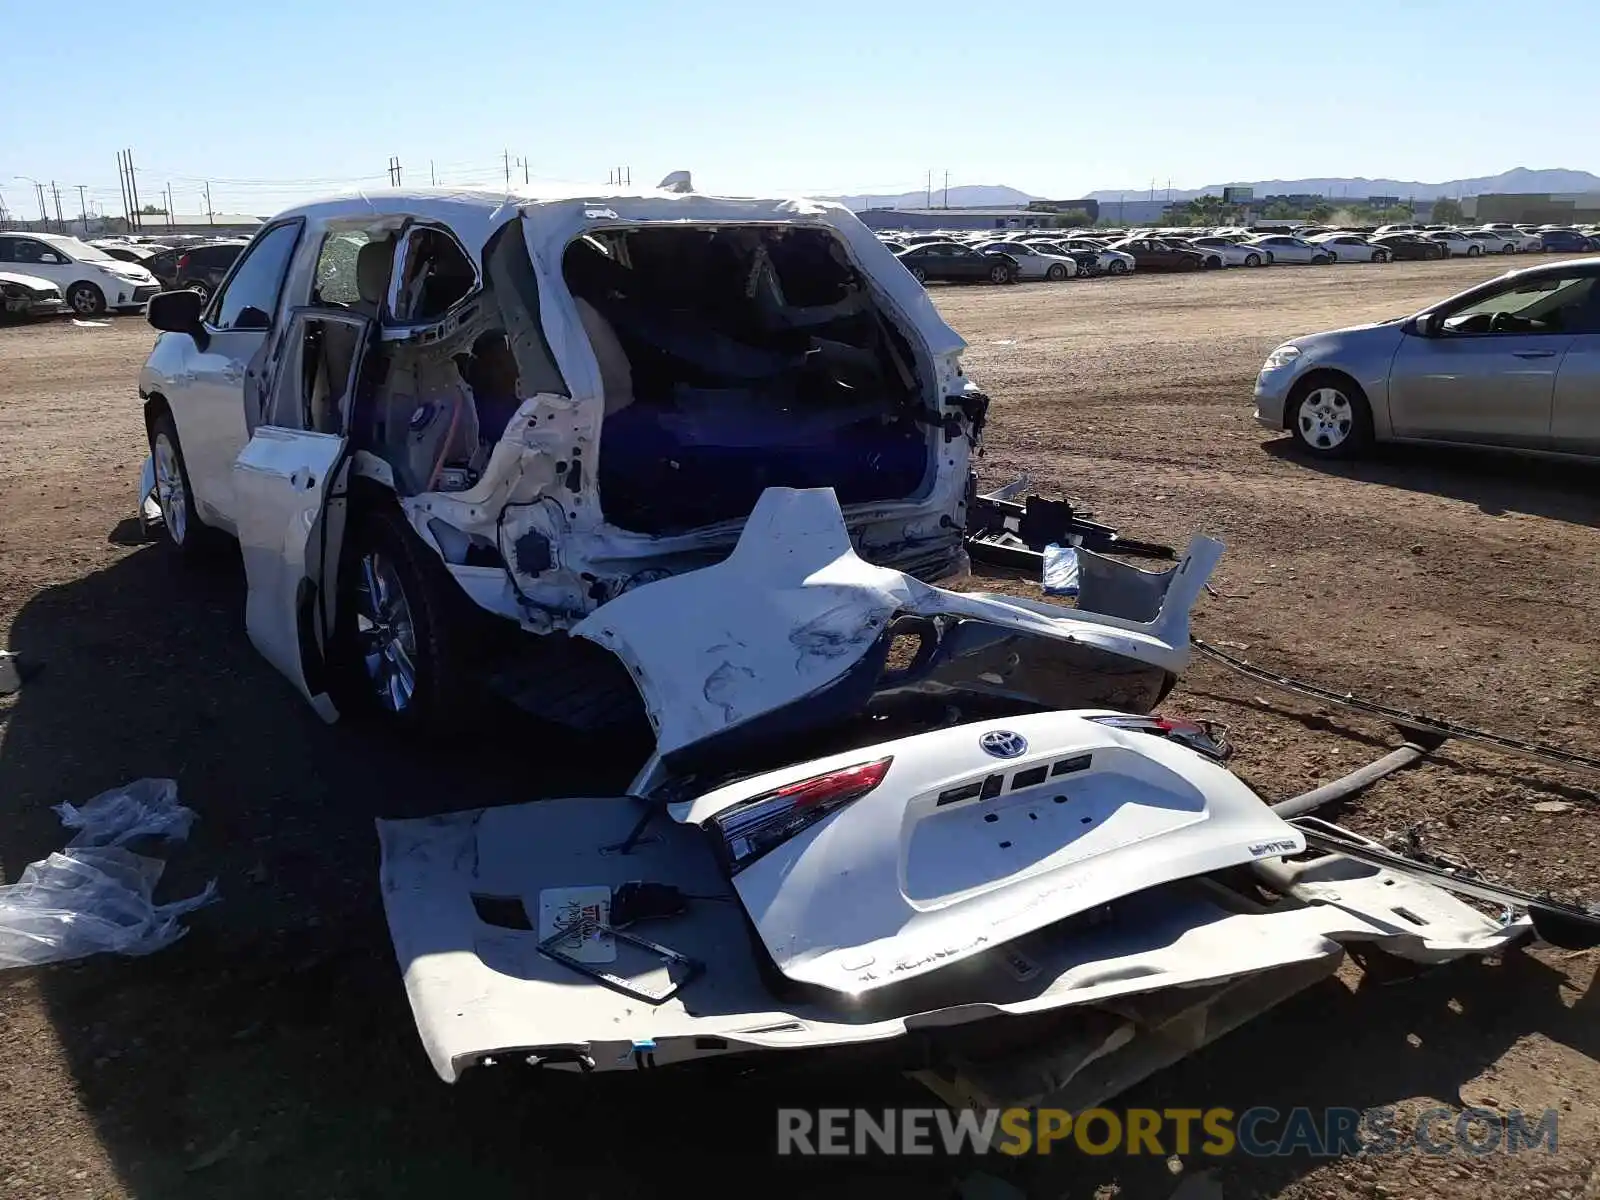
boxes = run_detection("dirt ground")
[1,258,1597,1199]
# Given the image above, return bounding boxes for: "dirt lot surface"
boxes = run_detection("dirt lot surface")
[1,259,1597,1199]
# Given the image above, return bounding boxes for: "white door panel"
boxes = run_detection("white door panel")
[180,329,266,529]
[233,427,347,721]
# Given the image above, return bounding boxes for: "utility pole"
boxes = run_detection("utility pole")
[521,157,529,185]
[126,148,143,230]
[1149,177,1156,202]
[34,182,48,228]
[165,183,175,231]
[926,170,932,209]
[429,159,436,186]
[204,181,213,224]
[503,149,511,187]
[387,156,402,186]
[51,182,64,233]
[115,151,131,228]
[943,170,949,209]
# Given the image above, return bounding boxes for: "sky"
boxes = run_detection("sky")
[1,0,1593,221]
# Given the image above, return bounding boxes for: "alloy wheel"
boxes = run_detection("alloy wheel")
[152,432,187,545]
[356,551,419,713]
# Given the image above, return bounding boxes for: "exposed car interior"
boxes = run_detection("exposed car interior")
[277,219,935,538]
[561,226,934,534]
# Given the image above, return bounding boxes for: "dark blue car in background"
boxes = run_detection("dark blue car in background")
[1538,228,1600,253]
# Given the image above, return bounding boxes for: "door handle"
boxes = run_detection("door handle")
[1512,349,1556,358]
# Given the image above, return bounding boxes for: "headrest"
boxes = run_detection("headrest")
[356,237,396,306]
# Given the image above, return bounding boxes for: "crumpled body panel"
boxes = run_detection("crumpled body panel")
[571,487,1219,762]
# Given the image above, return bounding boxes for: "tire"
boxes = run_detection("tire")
[1325,251,1338,262]
[1467,245,1481,257]
[187,279,212,302]
[1108,259,1129,275]
[66,281,107,317]
[1244,253,1261,267]
[1312,254,1332,265]
[910,266,927,284]
[147,409,226,560]
[988,263,1011,284]
[1046,263,1068,281]
[332,503,473,733]
[1502,243,1517,254]
[1373,249,1390,263]
[1205,256,1222,269]
[1287,373,1373,459]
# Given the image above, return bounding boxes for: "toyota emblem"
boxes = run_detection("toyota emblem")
[979,730,1028,759]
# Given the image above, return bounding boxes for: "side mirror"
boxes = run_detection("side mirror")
[147,288,205,336]
[1407,313,1439,337]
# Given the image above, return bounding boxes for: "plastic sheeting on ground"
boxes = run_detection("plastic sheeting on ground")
[0,779,218,969]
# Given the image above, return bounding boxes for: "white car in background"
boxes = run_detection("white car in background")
[1052,237,1136,274]
[1241,234,1333,264]
[1425,230,1485,258]
[1181,235,1267,267]
[973,240,1078,280]
[1307,233,1392,263]
[0,270,67,319]
[1465,230,1523,255]
[0,231,161,315]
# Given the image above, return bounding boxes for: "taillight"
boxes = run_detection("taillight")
[707,757,892,874]
[1088,714,1230,762]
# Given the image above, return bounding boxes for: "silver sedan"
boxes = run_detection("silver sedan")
[1253,258,1600,460]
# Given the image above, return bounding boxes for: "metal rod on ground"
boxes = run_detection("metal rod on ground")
[1270,739,1441,819]
[1191,636,1600,781]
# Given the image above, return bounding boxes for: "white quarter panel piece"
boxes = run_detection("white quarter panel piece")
[232,426,347,721]
[572,487,1219,759]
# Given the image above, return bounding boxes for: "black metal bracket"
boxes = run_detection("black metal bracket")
[964,485,1174,572]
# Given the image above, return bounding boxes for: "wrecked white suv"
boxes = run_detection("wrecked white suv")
[137,177,1002,727]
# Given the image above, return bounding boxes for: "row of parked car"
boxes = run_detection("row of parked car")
[0,230,247,319]
[877,221,1600,285]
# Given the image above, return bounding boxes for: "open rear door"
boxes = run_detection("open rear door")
[232,308,374,720]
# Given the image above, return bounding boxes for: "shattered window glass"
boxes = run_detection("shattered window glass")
[314,231,370,307]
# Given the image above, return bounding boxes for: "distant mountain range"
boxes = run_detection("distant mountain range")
[823,185,1036,210]
[1084,168,1600,204]
[821,169,1600,210]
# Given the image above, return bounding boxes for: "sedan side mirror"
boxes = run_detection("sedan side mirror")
[147,288,205,336]
[1407,313,1438,337]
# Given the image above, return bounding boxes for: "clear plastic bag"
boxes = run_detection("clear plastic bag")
[1041,543,1080,596]
[0,779,217,969]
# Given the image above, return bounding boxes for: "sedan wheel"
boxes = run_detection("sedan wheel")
[1046,263,1068,281]
[1373,250,1390,263]
[1467,246,1481,257]
[910,266,927,284]
[1502,244,1517,254]
[1291,383,1370,458]
[988,264,1010,284]
[1108,259,1129,275]
[1244,253,1261,267]
[188,280,211,302]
